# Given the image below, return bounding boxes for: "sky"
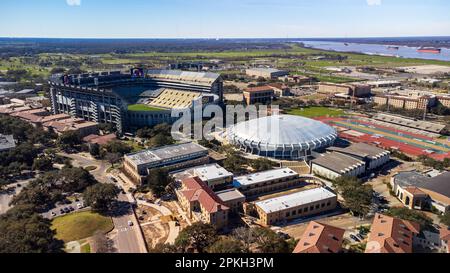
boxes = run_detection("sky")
[0,0,449,38]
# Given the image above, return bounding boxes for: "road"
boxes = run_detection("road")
[0,180,32,214]
[59,152,147,253]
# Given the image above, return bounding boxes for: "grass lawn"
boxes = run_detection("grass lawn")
[287,106,345,118]
[52,211,114,243]
[84,166,97,172]
[127,104,164,112]
[80,243,91,253]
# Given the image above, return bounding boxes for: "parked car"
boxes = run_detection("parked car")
[77,203,83,209]
[350,234,360,242]
[51,212,57,217]
[356,233,365,240]
[128,220,134,226]
[60,209,66,214]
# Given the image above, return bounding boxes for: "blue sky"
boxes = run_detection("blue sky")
[1,0,449,38]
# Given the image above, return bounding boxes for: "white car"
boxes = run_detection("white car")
[77,203,84,209]
[128,220,134,226]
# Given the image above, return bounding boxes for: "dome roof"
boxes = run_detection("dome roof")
[227,115,337,149]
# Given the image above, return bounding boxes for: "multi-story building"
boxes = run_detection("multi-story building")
[293,221,345,253]
[267,83,291,97]
[373,94,434,110]
[243,86,274,105]
[172,163,233,190]
[233,168,302,197]
[216,188,246,213]
[246,68,289,79]
[176,177,229,229]
[318,83,371,97]
[49,69,223,133]
[254,187,337,226]
[437,95,450,108]
[365,213,421,253]
[311,152,366,180]
[123,142,210,184]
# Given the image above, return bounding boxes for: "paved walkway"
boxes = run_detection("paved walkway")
[137,200,180,244]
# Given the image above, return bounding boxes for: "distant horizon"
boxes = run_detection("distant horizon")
[1,36,450,40]
[1,0,450,38]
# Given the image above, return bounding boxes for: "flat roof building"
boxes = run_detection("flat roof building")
[254,187,337,226]
[246,68,289,79]
[172,163,233,190]
[243,86,274,105]
[311,152,366,180]
[293,221,345,253]
[0,134,16,152]
[216,188,246,213]
[123,142,210,184]
[233,168,304,197]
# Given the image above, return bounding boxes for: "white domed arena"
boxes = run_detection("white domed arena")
[227,115,337,160]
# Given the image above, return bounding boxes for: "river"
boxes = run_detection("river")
[299,40,450,62]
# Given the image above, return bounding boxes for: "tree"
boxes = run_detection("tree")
[57,131,82,150]
[0,205,64,253]
[250,158,276,172]
[83,183,119,213]
[439,211,450,227]
[334,176,373,217]
[207,237,247,253]
[175,222,217,253]
[91,231,115,253]
[148,133,174,148]
[101,140,132,156]
[251,227,290,253]
[105,152,121,167]
[143,168,174,197]
[386,207,434,231]
[98,123,115,134]
[50,67,66,74]
[89,143,101,157]
[32,157,53,172]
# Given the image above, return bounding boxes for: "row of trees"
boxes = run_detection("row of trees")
[333,177,374,218]
[151,223,295,254]
[417,155,450,171]
[219,145,277,175]
[10,167,97,212]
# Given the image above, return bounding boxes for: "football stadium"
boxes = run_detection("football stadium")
[49,69,223,133]
[227,115,337,160]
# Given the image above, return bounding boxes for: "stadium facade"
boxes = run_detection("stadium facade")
[49,69,223,133]
[227,115,337,160]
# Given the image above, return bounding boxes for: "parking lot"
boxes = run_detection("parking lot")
[41,195,87,219]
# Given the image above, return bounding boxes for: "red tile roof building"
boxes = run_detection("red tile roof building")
[293,221,345,253]
[365,213,421,253]
[243,86,274,105]
[176,177,229,229]
[440,225,450,253]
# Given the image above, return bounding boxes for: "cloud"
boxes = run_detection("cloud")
[66,0,81,6]
[366,0,382,6]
